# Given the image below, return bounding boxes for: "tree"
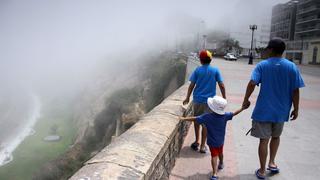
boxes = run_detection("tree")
[213,38,243,56]
[50,124,59,135]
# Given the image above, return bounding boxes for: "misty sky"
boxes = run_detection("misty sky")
[0,0,288,98]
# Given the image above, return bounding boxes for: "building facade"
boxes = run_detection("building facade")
[296,0,320,64]
[270,1,297,41]
[295,0,320,40]
[271,0,320,64]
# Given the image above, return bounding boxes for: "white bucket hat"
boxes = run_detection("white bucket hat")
[207,96,227,115]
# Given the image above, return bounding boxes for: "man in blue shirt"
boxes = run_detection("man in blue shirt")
[183,50,226,156]
[242,38,305,179]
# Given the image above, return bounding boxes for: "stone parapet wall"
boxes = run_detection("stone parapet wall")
[70,84,192,180]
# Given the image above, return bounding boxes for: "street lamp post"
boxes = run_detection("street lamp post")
[202,34,207,49]
[197,20,205,51]
[249,24,257,64]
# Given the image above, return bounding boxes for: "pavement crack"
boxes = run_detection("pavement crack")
[163,112,180,117]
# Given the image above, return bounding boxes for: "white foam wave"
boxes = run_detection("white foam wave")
[0,95,41,166]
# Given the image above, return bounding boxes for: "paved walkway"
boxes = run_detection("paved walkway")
[169,58,320,180]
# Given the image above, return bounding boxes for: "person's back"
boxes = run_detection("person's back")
[198,112,232,148]
[180,96,248,180]
[243,38,305,179]
[192,65,222,103]
[183,50,226,154]
[252,57,304,122]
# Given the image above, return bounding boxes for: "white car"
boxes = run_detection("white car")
[224,53,237,61]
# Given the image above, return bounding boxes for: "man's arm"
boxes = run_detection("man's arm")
[218,82,226,99]
[290,88,300,120]
[242,80,256,108]
[183,82,195,105]
[179,116,196,122]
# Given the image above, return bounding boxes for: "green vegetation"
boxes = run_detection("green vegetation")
[1,51,187,180]
[0,100,77,180]
[31,88,144,180]
[206,30,243,56]
[143,54,187,111]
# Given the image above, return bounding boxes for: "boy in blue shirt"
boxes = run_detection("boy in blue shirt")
[180,96,249,180]
[183,50,226,155]
[242,38,305,179]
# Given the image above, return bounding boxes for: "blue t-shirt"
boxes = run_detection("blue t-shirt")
[189,65,223,103]
[196,112,233,147]
[251,58,305,122]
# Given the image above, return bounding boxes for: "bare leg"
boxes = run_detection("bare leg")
[218,153,224,167]
[193,122,200,144]
[258,138,270,175]
[219,153,224,164]
[269,137,280,167]
[211,156,218,177]
[200,125,207,150]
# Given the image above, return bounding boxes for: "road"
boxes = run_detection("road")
[169,57,320,180]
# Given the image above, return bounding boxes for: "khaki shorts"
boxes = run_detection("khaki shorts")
[251,121,284,139]
[193,102,211,116]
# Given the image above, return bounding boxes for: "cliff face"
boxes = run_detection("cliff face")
[72,64,141,145]
[32,52,187,180]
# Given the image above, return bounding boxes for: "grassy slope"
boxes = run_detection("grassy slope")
[0,53,187,180]
[0,101,76,180]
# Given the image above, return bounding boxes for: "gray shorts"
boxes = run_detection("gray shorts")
[193,102,211,116]
[251,121,284,139]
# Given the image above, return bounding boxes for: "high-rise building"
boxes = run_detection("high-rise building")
[295,0,320,64]
[271,0,320,64]
[270,1,298,41]
[295,0,320,40]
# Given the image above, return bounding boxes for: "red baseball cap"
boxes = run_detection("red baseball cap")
[199,50,213,60]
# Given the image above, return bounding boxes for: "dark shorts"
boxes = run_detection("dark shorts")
[209,145,224,157]
[251,121,284,139]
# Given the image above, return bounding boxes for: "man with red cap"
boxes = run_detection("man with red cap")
[183,50,226,168]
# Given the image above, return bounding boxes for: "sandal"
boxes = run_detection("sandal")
[190,142,199,151]
[210,175,219,180]
[255,169,265,179]
[267,165,280,173]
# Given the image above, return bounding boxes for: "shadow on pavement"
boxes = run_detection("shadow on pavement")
[170,172,211,180]
[170,172,256,180]
[177,146,208,158]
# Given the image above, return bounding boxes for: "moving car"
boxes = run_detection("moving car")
[223,53,237,61]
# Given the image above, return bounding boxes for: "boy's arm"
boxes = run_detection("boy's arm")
[233,101,250,116]
[179,116,197,122]
[233,108,244,116]
[183,82,195,105]
[218,82,226,99]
